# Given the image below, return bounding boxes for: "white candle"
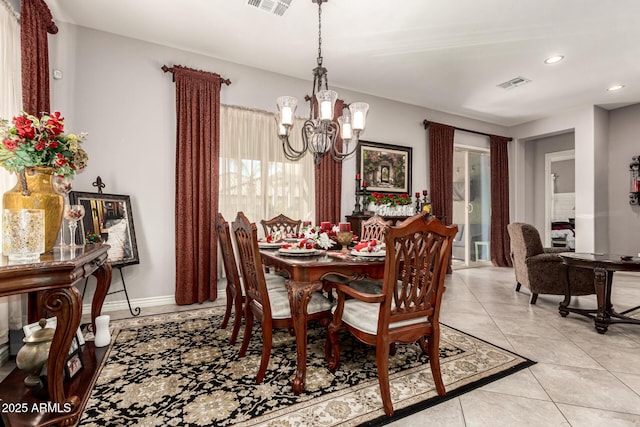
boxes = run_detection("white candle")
[341,122,352,140]
[353,111,364,130]
[320,101,332,120]
[281,106,293,125]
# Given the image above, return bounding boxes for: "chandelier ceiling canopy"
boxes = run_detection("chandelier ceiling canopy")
[275,0,369,166]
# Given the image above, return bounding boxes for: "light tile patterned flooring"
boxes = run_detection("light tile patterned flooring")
[11,266,640,426]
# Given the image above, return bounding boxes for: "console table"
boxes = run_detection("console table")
[0,244,112,427]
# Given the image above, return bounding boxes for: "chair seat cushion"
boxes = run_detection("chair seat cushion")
[269,287,332,320]
[332,299,428,335]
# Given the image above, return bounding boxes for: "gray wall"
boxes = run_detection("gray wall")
[607,103,640,256]
[551,160,575,193]
[524,132,575,233]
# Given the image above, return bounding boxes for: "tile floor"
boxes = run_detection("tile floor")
[8,266,640,426]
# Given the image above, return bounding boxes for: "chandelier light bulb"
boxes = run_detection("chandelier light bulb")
[349,102,369,131]
[276,96,297,126]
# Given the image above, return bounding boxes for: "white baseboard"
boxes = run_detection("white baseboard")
[82,295,176,315]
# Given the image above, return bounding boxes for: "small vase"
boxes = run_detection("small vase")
[94,315,111,348]
[2,167,64,252]
[16,319,54,386]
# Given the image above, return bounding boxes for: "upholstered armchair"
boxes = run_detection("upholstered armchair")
[507,222,594,304]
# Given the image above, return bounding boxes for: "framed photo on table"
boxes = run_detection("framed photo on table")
[69,191,140,268]
[64,336,83,381]
[357,140,412,194]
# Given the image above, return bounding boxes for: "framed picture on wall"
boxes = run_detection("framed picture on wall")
[356,140,412,194]
[69,192,140,267]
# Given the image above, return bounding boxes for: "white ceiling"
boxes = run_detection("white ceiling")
[47,0,640,127]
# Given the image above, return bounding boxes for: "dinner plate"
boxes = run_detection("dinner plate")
[278,248,320,256]
[258,241,284,248]
[284,238,304,243]
[350,249,386,257]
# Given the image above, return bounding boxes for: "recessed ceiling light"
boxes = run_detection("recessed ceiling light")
[544,55,564,64]
[607,84,625,91]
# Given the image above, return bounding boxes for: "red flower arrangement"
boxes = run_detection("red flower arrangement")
[0,111,88,178]
[367,192,412,206]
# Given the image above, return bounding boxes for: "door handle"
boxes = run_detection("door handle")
[467,203,474,213]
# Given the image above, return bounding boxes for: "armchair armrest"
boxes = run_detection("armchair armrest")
[526,253,564,266]
[544,247,569,254]
[332,282,385,304]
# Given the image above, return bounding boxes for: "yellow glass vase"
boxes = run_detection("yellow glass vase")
[2,167,64,252]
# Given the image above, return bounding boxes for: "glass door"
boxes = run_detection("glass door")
[452,148,491,268]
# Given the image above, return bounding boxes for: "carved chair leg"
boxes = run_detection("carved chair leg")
[376,341,394,416]
[428,332,446,396]
[515,282,522,292]
[229,292,243,345]
[239,307,254,357]
[221,285,233,330]
[256,320,273,384]
[325,322,341,372]
[530,293,538,305]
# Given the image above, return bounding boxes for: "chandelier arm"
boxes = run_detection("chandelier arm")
[331,132,360,161]
[280,134,308,159]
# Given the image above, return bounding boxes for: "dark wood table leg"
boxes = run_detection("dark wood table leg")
[594,267,609,334]
[90,261,112,332]
[286,280,322,395]
[41,286,82,411]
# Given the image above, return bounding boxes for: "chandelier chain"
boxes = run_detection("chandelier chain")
[317,0,323,66]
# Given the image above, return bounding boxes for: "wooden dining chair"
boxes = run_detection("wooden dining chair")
[232,211,332,384]
[361,214,393,241]
[260,213,302,237]
[325,215,457,416]
[322,214,394,292]
[215,213,287,345]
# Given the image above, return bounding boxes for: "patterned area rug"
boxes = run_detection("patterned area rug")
[79,307,534,427]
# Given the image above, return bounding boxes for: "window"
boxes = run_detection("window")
[219,105,315,234]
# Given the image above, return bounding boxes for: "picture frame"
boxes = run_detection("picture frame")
[357,140,412,194]
[69,191,140,268]
[23,317,85,346]
[65,337,83,381]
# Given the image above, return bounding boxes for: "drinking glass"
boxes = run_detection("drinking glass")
[53,176,74,247]
[64,205,85,247]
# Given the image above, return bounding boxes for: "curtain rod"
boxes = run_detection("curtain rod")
[161,65,232,86]
[422,119,512,141]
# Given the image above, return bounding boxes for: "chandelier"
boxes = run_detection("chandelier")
[275,0,369,166]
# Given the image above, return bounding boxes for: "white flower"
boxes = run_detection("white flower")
[316,233,333,249]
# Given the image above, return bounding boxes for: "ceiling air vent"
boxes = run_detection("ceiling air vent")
[247,0,293,16]
[497,76,532,90]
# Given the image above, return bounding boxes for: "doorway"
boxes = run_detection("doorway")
[452,147,491,268]
[544,149,575,248]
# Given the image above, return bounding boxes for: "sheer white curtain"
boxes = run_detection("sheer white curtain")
[0,0,24,362]
[219,105,315,234]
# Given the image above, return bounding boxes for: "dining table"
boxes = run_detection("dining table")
[259,246,386,394]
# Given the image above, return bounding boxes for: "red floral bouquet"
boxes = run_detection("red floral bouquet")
[367,192,412,206]
[0,112,88,178]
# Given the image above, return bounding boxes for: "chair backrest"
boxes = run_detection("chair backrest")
[232,212,271,315]
[507,222,545,259]
[380,215,457,328]
[361,214,392,241]
[260,214,302,237]
[215,213,241,293]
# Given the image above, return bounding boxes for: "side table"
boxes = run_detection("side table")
[0,244,112,427]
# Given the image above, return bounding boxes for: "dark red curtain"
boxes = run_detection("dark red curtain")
[172,65,222,304]
[490,135,512,267]
[314,100,344,224]
[428,123,455,225]
[20,0,58,115]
